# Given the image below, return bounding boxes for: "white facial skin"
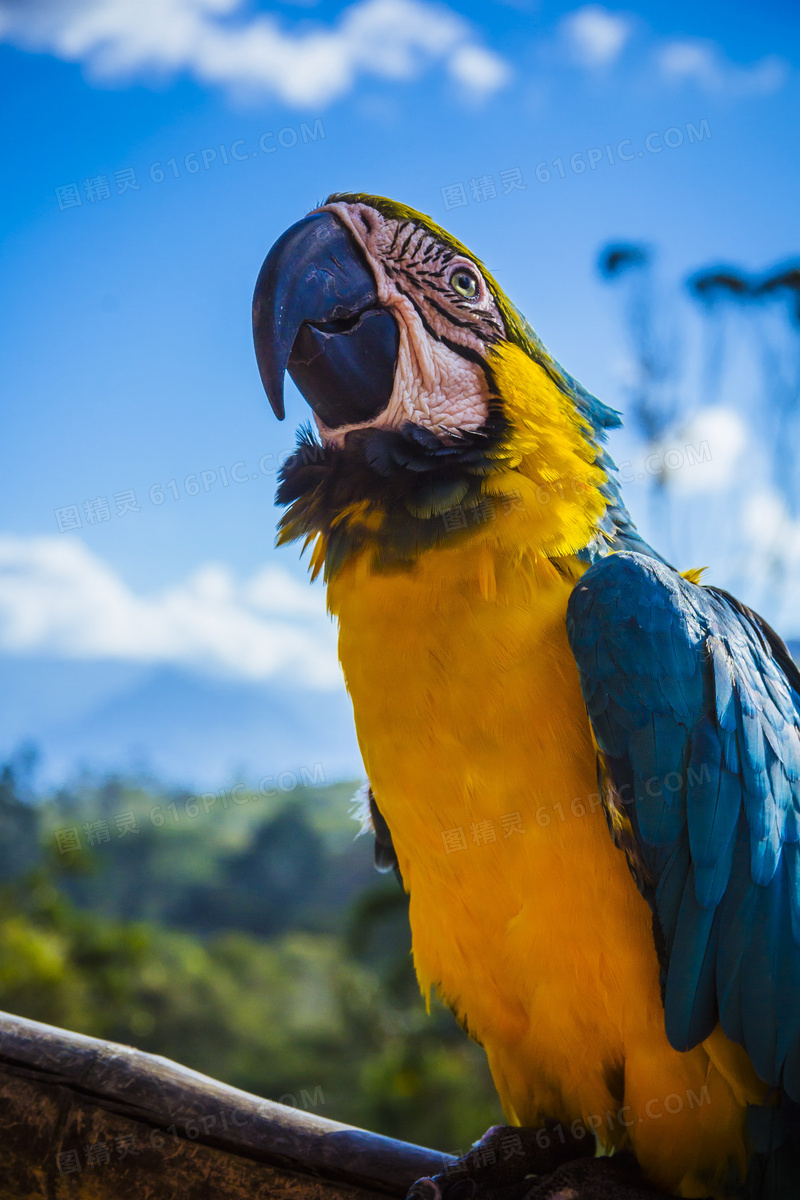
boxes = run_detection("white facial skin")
[313,201,506,448]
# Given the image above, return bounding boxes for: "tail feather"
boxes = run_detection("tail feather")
[745,1100,800,1199]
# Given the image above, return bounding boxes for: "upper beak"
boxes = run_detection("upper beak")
[252,211,399,427]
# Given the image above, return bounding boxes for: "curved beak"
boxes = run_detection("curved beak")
[252,211,399,427]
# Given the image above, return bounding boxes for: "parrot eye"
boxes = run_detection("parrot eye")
[449,269,479,299]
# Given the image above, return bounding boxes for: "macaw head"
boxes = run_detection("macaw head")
[253,194,632,578]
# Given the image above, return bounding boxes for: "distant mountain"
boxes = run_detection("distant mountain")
[0,656,362,789]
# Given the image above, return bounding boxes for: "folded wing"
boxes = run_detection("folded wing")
[567,552,800,1097]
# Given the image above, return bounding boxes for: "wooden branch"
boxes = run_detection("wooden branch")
[0,1009,454,1199]
[0,1010,679,1199]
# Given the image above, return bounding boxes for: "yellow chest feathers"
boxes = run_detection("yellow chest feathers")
[328,542,630,1000]
[330,537,594,826]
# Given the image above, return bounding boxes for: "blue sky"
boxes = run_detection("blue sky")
[0,0,798,784]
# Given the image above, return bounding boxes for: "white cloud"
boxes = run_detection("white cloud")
[561,5,633,67]
[0,535,342,688]
[557,8,788,99]
[0,0,510,106]
[448,41,511,96]
[658,38,787,96]
[665,406,747,494]
[740,489,800,632]
[742,490,800,565]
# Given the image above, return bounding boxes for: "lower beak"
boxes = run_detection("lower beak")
[252,212,399,427]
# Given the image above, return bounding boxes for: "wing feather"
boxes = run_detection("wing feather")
[567,551,800,1097]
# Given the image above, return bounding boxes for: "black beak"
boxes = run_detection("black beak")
[252,212,399,427]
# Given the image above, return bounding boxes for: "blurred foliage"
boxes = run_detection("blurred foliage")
[0,760,500,1152]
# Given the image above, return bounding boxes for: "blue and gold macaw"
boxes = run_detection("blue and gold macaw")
[252,195,800,1199]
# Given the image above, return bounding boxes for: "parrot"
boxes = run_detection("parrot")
[251,194,800,1200]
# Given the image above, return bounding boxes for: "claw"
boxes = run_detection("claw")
[406,1179,443,1200]
[407,1122,596,1200]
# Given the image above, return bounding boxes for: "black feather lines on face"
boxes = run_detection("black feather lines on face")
[276,409,511,577]
[387,224,504,350]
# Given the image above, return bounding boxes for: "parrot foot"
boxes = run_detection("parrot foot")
[405,1121,593,1200]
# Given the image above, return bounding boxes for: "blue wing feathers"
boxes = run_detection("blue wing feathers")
[663,872,719,1050]
[567,551,800,1103]
[711,639,737,731]
[693,826,737,910]
[785,844,800,943]
[654,837,692,947]
[686,717,740,874]
[741,872,782,1084]
[688,729,739,909]
[716,823,755,1047]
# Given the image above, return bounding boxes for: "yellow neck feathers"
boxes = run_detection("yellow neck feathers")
[480,342,609,563]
